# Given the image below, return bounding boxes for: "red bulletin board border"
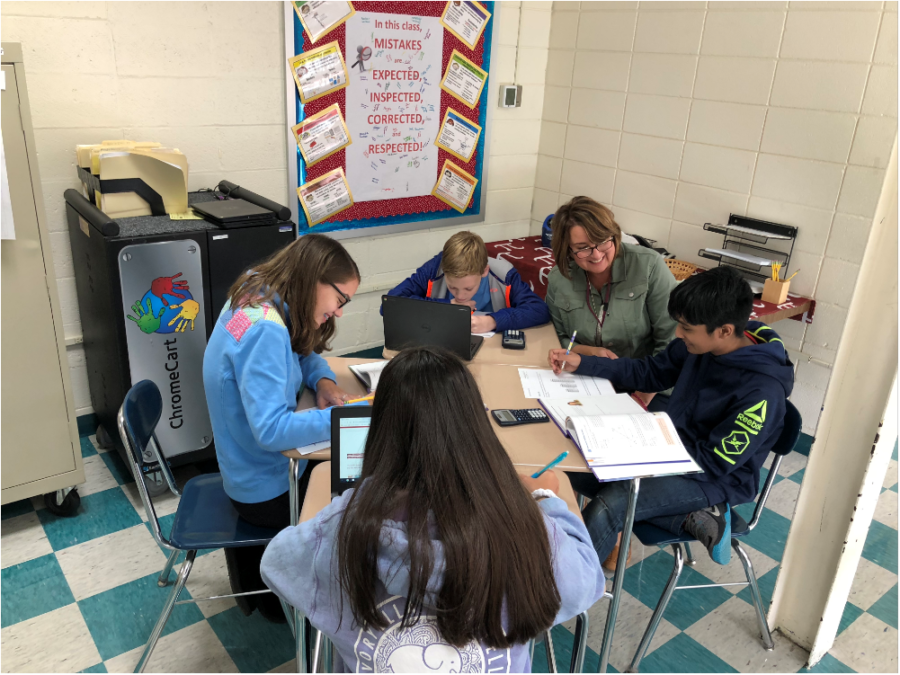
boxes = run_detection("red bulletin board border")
[291,1,492,230]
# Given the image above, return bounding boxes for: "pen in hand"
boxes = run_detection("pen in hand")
[531,450,569,478]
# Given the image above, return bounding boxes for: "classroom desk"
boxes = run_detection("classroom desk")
[382,322,561,367]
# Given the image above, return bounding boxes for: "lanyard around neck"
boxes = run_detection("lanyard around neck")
[585,278,612,333]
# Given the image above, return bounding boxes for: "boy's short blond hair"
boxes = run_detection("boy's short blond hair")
[442,231,488,278]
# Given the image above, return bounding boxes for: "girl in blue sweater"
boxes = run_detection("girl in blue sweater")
[203,234,360,620]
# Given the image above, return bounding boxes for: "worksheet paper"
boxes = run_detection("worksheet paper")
[518,368,614,399]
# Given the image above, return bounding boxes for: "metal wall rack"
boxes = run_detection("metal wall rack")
[699,213,798,284]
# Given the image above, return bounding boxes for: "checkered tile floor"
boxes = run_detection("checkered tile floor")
[2,432,896,673]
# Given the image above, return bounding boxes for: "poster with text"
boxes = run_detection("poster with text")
[435,107,482,163]
[344,11,444,202]
[432,159,477,213]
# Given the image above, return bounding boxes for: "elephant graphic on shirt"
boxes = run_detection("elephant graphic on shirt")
[385,643,462,673]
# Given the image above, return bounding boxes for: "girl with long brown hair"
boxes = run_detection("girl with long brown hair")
[203,233,360,621]
[261,347,605,670]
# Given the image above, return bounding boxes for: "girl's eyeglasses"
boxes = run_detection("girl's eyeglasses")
[571,239,614,259]
[329,282,351,309]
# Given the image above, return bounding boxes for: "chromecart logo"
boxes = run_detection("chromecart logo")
[126,273,200,334]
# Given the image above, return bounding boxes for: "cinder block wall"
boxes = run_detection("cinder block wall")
[1,1,551,416]
[536,1,897,434]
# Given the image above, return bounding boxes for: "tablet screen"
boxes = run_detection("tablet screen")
[338,416,370,486]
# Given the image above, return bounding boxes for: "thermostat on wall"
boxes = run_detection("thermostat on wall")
[499,84,522,108]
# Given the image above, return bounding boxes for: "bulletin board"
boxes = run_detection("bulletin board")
[283,0,497,239]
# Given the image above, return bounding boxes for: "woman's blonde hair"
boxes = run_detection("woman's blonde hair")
[550,196,623,280]
[226,234,359,356]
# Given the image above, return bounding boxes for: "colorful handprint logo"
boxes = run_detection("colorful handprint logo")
[127,273,199,335]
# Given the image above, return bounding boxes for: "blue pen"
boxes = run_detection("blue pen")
[531,451,569,478]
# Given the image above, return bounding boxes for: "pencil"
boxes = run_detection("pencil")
[346,393,375,404]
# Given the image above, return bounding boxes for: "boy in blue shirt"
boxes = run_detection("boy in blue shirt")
[386,231,550,334]
[549,266,794,566]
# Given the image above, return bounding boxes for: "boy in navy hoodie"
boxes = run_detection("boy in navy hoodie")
[386,231,550,334]
[549,266,794,566]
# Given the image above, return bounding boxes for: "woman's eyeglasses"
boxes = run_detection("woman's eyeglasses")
[571,239,614,259]
[330,282,351,309]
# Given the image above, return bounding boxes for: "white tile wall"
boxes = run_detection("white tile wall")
[5,1,552,414]
[540,1,897,434]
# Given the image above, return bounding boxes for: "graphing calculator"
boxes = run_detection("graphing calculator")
[491,408,550,427]
[501,329,526,350]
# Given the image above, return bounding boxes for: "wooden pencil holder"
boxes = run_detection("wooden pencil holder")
[762,278,791,304]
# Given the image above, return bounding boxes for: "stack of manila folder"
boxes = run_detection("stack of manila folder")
[75,140,188,218]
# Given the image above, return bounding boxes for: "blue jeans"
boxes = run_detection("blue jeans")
[567,473,711,562]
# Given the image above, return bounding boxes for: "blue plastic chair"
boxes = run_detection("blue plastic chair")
[626,401,803,673]
[117,380,284,673]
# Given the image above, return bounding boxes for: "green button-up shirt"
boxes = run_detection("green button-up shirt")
[546,243,678,359]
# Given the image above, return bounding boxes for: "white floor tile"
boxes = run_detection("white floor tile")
[582,589,680,672]
[774,452,808,480]
[830,612,899,673]
[177,548,237,619]
[883,459,897,489]
[55,524,168,601]
[659,541,779,594]
[0,603,102,673]
[104,620,238,673]
[686,596,810,672]
[625,535,663,570]
[77,455,120,498]
[0,512,53,569]
[121,482,180,523]
[873,489,898,530]
[848,556,900,611]
[764,479,802,521]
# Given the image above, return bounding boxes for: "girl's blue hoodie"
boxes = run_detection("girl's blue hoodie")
[203,298,335,503]
[260,488,606,673]
[573,321,795,507]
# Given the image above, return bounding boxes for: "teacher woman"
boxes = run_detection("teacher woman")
[545,196,677,409]
[203,233,360,621]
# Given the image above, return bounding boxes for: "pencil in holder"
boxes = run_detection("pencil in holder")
[762,278,791,304]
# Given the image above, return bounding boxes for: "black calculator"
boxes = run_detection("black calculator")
[491,408,550,426]
[502,329,526,350]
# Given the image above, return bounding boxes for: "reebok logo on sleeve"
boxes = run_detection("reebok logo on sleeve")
[715,401,767,465]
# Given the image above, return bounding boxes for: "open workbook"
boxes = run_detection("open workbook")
[348,361,387,392]
[539,394,702,481]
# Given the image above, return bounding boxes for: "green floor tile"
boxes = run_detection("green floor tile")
[638,633,738,673]
[1,554,76,628]
[37,488,142,551]
[787,467,805,485]
[81,436,99,458]
[208,606,295,673]
[798,652,856,673]
[837,602,865,636]
[794,433,815,457]
[736,566,779,609]
[733,503,792,562]
[861,520,898,574]
[99,450,135,486]
[890,483,898,494]
[532,624,579,673]
[623,550,733,630]
[80,663,108,673]
[78,572,203,661]
[866,583,898,630]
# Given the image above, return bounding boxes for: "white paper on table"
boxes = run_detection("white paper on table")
[296,440,330,456]
[518,368,614,399]
[473,331,495,338]
[1,132,14,240]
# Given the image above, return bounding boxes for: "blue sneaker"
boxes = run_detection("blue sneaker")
[683,503,732,565]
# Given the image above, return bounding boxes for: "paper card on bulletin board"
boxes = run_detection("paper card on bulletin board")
[284,0,496,239]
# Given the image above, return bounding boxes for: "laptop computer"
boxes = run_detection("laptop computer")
[191,198,277,229]
[381,295,485,361]
[331,406,373,496]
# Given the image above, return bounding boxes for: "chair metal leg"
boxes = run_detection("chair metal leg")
[627,544,684,673]
[296,614,310,674]
[545,629,557,673]
[683,542,697,567]
[577,494,586,510]
[599,477,640,673]
[321,636,334,673]
[529,638,535,663]
[570,611,589,673]
[280,598,296,637]
[157,549,180,587]
[136,549,196,673]
[734,540,774,651]
[311,629,323,673]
